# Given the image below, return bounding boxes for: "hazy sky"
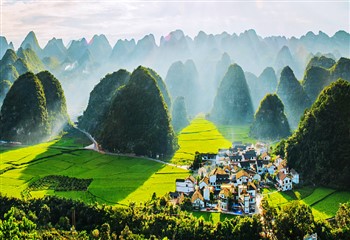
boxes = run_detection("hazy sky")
[1,0,349,48]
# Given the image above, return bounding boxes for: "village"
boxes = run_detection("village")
[170,142,300,215]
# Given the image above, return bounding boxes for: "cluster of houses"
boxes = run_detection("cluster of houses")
[170,142,299,214]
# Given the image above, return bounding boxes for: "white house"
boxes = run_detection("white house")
[274,156,284,167]
[276,172,293,191]
[199,176,209,189]
[203,186,212,201]
[218,187,231,211]
[191,190,204,209]
[267,163,277,174]
[209,168,229,190]
[247,182,257,204]
[176,176,196,193]
[260,152,271,161]
[290,169,300,184]
[235,170,250,186]
[277,161,288,174]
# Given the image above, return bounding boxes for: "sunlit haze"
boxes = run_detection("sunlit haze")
[1,0,349,47]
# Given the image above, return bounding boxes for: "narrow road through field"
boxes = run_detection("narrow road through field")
[75,127,188,170]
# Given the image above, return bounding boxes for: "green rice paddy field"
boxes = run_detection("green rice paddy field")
[0,138,189,205]
[1,116,349,221]
[262,186,350,220]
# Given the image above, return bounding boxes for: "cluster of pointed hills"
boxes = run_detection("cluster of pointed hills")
[0,30,349,187]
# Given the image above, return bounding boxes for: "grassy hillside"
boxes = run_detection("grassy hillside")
[171,115,232,165]
[0,134,188,205]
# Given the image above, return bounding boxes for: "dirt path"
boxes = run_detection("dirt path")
[75,127,188,170]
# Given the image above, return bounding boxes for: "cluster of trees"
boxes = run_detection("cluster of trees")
[261,200,350,240]
[1,194,350,239]
[28,175,93,192]
[0,71,70,143]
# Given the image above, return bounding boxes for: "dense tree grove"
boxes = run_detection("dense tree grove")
[276,66,311,129]
[285,79,350,188]
[250,94,290,140]
[211,64,254,125]
[0,195,349,239]
[0,72,50,143]
[98,66,177,157]
[171,96,189,132]
[78,69,131,137]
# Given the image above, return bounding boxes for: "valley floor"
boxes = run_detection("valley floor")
[0,115,349,221]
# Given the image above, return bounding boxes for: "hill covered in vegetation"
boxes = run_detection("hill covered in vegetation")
[171,96,189,132]
[0,80,12,105]
[78,69,131,137]
[277,66,311,129]
[97,66,177,157]
[250,94,290,140]
[36,71,70,133]
[302,57,350,102]
[285,79,350,188]
[0,71,69,143]
[0,72,50,143]
[211,64,254,124]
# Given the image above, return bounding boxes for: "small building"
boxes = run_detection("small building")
[235,170,250,185]
[239,161,251,170]
[209,168,229,190]
[260,152,271,161]
[176,176,196,194]
[267,163,277,174]
[219,187,231,211]
[274,156,284,167]
[246,169,261,182]
[276,172,293,191]
[243,150,257,161]
[191,190,205,209]
[290,169,300,184]
[199,176,209,189]
[203,185,213,201]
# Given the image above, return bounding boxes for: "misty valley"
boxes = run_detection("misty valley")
[0,29,349,239]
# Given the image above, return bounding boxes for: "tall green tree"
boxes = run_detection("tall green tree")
[274,201,314,240]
